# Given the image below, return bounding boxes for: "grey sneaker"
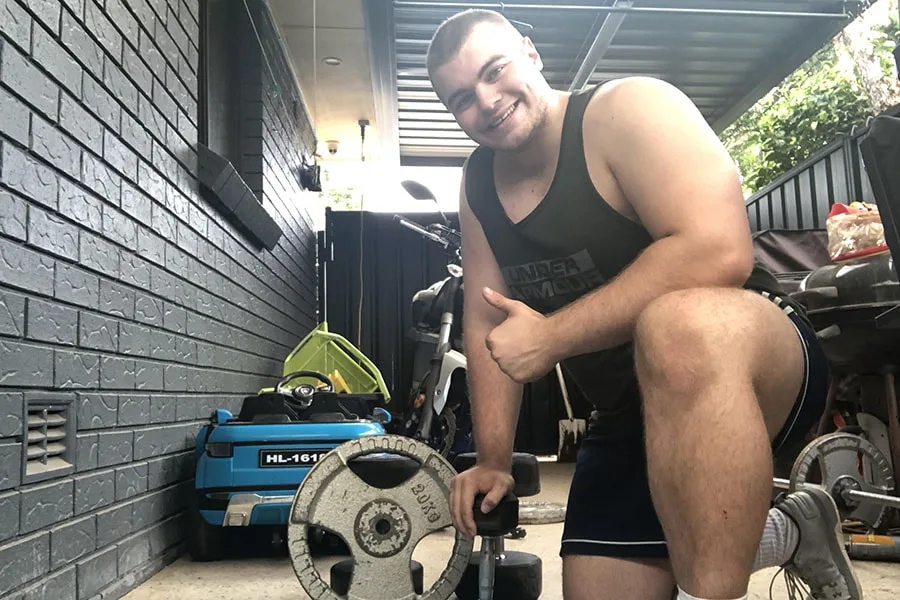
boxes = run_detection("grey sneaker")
[774,485,863,600]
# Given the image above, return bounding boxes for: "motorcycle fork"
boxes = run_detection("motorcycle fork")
[417,277,461,441]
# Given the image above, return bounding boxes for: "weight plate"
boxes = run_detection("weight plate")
[519,501,567,525]
[287,434,474,600]
[790,432,895,529]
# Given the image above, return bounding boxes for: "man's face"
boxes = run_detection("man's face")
[431,22,548,151]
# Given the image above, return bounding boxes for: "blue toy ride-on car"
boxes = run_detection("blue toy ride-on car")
[189,370,392,561]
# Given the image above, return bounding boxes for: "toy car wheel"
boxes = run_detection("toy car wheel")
[188,504,226,562]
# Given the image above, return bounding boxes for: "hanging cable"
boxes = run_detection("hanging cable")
[356,120,369,347]
[313,0,318,131]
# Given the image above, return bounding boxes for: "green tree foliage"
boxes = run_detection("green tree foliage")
[322,185,362,210]
[319,163,363,210]
[872,10,900,78]
[723,2,900,196]
[721,44,874,195]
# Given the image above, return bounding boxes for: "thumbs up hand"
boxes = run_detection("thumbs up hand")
[483,287,558,383]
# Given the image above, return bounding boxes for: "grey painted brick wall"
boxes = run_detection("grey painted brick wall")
[0,0,319,597]
[251,1,318,294]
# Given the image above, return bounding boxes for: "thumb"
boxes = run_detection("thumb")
[483,287,518,313]
[480,481,509,514]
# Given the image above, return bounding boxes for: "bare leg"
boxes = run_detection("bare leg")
[633,288,803,598]
[563,556,675,600]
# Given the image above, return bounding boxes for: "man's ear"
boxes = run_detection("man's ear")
[522,37,543,71]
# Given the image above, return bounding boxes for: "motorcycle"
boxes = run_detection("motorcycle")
[394,181,473,458]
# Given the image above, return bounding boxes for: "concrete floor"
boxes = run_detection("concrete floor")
[124,462,900,599]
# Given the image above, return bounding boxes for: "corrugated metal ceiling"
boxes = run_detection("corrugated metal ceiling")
[363,0,872,166]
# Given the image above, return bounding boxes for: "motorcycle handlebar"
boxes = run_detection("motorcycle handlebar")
[394,215,454,249]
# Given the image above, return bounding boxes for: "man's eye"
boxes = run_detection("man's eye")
[487,65,504,80]
[454,95,473,112]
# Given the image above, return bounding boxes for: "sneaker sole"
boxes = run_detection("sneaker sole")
[803,484,863,600]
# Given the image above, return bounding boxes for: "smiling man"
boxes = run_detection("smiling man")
[425,8,862,600]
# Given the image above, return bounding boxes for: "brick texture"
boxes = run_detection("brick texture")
[0,0,319,597]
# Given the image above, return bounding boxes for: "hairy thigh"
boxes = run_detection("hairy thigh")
[563,555,675,600]
[634,287,805,439]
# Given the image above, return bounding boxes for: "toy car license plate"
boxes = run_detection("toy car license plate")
[259,449,331,467]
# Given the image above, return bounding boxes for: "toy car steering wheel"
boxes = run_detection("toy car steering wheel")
[275,371,335,409]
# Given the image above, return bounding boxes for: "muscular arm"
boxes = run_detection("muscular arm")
[459,174,523,471]
[547,77,755,359]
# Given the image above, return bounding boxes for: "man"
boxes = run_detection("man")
[425,9,862,600]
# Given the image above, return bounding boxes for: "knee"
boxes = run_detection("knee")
[633,289,736,394]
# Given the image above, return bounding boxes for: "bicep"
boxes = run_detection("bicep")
[600,78,750,245]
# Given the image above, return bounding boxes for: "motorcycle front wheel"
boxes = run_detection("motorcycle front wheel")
[402,393,457,457]
[437,409,456,456]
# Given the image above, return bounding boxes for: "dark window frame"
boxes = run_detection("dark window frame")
[195,0,282,250]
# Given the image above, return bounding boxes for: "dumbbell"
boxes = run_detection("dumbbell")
[453,453,543,600]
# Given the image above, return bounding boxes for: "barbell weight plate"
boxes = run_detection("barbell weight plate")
[789,432,895,529]
[519,501,567,525]
[287,434,474,600]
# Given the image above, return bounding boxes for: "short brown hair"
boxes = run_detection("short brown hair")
[426,9,518,81]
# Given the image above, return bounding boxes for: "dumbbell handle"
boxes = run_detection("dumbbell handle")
[479,536,497,600]
[471,494,517,600]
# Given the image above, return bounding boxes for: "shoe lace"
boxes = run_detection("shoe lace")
[769,567,813,600]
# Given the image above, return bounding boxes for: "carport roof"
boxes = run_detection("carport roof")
[362,0,872,166]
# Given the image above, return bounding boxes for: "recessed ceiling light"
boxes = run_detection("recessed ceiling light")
[322,56,342,66]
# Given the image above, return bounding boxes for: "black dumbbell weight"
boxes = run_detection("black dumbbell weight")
[473,492,519,536]
[329,558,424,595]
[452,452,541,497]
[455,551,541,600]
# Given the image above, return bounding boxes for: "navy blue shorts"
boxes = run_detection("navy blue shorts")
[559,305,829,559]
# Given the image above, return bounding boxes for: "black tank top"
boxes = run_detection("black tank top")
[464,84,806,429]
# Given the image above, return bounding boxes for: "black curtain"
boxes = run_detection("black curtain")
[319,209,588,455]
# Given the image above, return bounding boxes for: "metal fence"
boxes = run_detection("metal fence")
[745,105,900,232]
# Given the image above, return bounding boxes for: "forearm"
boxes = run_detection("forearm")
[549,234,752,357]
[464,320,523,471]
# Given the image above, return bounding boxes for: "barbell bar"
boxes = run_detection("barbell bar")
[773,477,900,511]
[393,1,861,20]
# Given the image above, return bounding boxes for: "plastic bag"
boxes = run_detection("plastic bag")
[826,201,889,262]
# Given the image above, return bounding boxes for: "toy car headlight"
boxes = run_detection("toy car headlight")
[205,442,233,458]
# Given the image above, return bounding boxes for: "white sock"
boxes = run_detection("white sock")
[753,507,800,571]
[677,588,748,600]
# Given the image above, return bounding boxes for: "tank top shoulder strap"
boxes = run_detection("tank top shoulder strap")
[463,145,507,230]
[555,84,604,186]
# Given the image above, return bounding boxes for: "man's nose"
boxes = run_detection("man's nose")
[475,84,501,113]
